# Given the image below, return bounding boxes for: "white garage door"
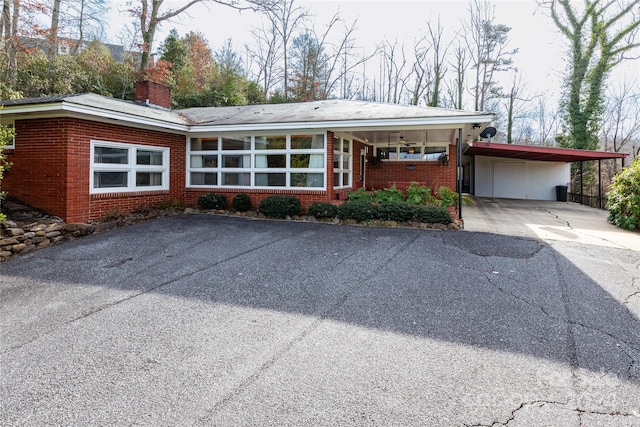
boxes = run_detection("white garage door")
[493,162,527,199]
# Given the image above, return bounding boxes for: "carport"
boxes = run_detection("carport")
[464,142,628,209]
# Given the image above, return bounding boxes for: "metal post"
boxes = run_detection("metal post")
[598,159,602,209]
[457,128,463,220]
[580,161,584,205]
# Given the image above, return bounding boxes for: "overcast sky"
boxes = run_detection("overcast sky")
[107,0,639,105]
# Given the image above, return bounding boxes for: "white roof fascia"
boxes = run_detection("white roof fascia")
[189,114,495,134]
[1,102,189,133]
[61,103,189,132]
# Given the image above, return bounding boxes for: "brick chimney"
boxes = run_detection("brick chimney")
[135,80,171,109]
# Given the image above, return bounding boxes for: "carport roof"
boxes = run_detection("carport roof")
[465,142,628,162]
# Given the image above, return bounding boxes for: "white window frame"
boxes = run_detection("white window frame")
[1,119,15,149]
[187,133,327,190]
[333,136,352,189]
[90,140,169,194]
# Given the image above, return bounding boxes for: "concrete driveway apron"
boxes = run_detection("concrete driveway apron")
[1,213,639,426]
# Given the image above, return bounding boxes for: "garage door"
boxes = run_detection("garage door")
[493,162,527,199]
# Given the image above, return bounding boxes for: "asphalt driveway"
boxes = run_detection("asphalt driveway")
[1,213,639,426]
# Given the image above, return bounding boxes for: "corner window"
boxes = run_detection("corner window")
[91,141,169,193]
[188,134,326,189]
[333,136,352,189]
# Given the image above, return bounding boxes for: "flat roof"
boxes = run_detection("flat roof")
[465,142,628,162]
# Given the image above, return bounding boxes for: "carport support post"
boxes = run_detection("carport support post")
[457,128,463,220]
[598,159,602,209]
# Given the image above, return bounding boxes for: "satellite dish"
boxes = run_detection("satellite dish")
[479,127,497,139]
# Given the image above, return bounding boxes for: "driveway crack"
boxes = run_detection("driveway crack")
[196,233,422,423]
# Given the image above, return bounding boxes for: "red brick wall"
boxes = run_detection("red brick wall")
[366,144,457,191]
[4,117,185,222]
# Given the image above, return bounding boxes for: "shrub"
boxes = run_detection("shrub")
[607,158,640,230]
[347,187,374,202]
[437,186,473,208]
[259,195,301,218]
[374,186,405,203]
[232,193,253,212]
[413,205,453,224]
[197,192,227,210]
[405,183,436,205]
[377,201,417,222]
[308,202,338,219]
[337,200,379,222]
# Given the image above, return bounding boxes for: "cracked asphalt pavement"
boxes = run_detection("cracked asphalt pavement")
[1,210,639,426]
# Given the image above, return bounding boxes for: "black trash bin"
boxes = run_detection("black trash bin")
[556,185,568,202]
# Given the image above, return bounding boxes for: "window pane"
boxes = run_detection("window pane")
[255,136,286,150]
[137,150,163,165]
[191,155,218,168]
[424,146,447,161]
[342,156,350,169]
[255,173,286,186]
[95,147,127,164]
[291,173,323,187]
[342,173,350,186]
[343,140,351,153]
[256,154,286,168]
[334,136,341,152]
[333,154,340,169]
[334,173,340,186]
[94,171,127,188]
[221,136,251,150]
[399,146,421,160]
[292,134,324,150]
[191,172,217,185]
[222,155,250,168]
[136,172,163,186]
[291,153,311,168]
[222,172,250,186]
[378,147,390,160]
[191,138,218,151]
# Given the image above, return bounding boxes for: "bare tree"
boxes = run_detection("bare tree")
[463,0,517,111]
[127,0,275,73]
[533,98,560,146]
[601,78,640,154]
[424,19,449,107]
[259,0,306,99]
[380,38,407,103]
[445,42,469,109]
[499,70,540,143]
[246,20,282,97]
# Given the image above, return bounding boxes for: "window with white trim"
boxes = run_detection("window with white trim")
[90,141,169,193]
[1,121,15,149]
[188,134,326,189]
[377,143,448,161]
[333,136,352,189]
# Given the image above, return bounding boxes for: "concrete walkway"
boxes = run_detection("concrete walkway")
[463,197,640,251]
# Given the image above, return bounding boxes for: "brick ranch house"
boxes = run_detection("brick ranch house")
[1,81,497,223]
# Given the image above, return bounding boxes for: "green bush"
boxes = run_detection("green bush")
[337,200,379,222]
[437,186,472,208]
[413,205,453,224]
[347,187,374,202]
[232,193,253,212]
[374,186,405,203]
[405,183,435,205]
[197,192,227,210]
[607,158,640,230]
[259,195,301,218]
[308,202,338,219]
[377,201,417,222]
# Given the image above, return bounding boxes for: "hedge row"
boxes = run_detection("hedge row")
[197,193,452,225]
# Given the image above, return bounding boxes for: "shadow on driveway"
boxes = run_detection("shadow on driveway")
[1,214,639,425]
